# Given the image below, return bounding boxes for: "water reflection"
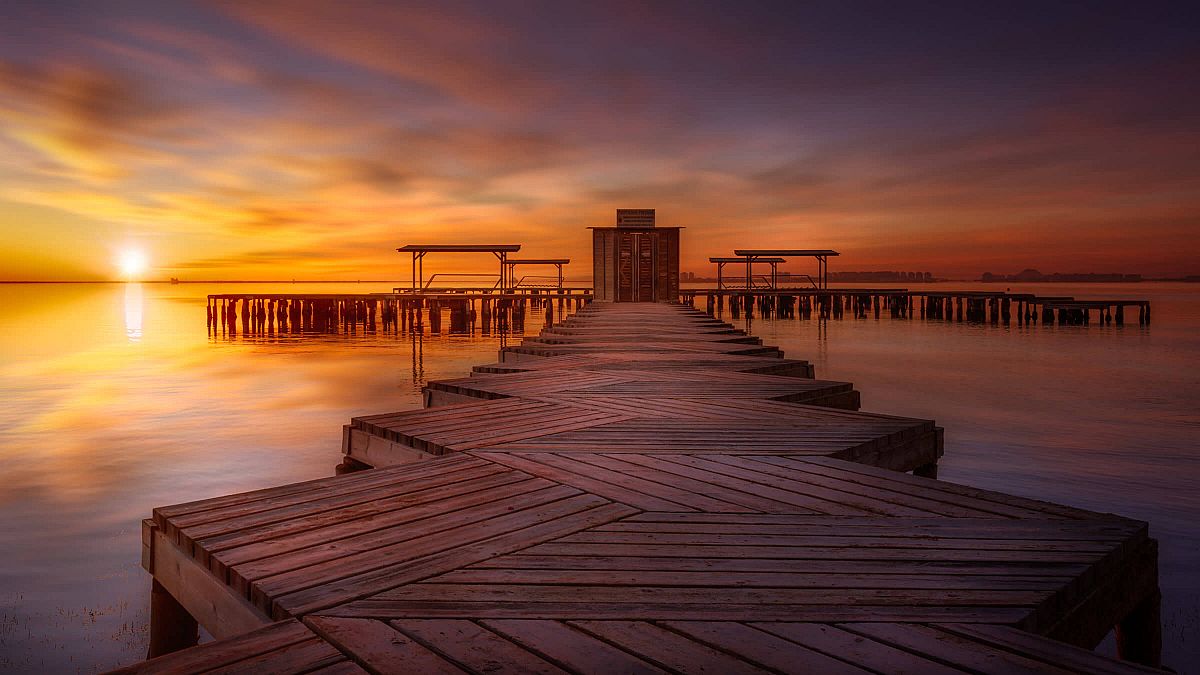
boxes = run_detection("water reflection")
[123,283,143,342]
[0,283,576,672]
[411,332,424,383]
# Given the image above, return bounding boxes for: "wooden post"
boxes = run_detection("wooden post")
[913,462,938,479]
[335,456,371,475]
[1116,590,1161,667]
[148,579,198,657]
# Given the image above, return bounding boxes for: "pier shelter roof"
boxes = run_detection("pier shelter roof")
[733,249,840,257]
[733,249,840,289]
[710,257,786,291]
[708,256,786,263]
[501,259,571,290]
[396,244,522,253]
[396,244,522,292]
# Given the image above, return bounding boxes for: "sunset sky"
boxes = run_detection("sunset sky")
[1,1,1196,281]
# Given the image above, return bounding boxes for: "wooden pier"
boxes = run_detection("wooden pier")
[121,303,1162,673]
[204,286,1151,340]
[205,290,590,336]
[683,288,1152,326]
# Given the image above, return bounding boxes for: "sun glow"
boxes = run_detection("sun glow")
[118,248,148,279]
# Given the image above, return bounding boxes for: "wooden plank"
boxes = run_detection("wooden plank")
[659,621,874,674]
[469,555,1087,578]
[750,622,965,675]
[209,480,570,578]
[429,568,1066,590]
[518,541,1111,564]
[933,623,1161,674]
[200,637,348,674]
[327,600,1032,624]
[477,619,667,673]
[304,616,464,674]
[839,622,1083,673]
[473,451,710,512]
[568,620,771,674]
[196,472,546,557]
[154,454,481,521]
[109,620,317,675]
[390,619,567,674]
[374,583,1051,607]
[243,491,608,606]
[272,502,638,617]
[183,462,516,554]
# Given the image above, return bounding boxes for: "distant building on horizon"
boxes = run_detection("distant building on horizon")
[826,271,933,283]
[981,269,1142,283]
[680,270,936,284]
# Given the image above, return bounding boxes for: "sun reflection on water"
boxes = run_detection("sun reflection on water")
[124,283,143,342]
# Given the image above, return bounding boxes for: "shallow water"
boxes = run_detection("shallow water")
[0,282,1196,672]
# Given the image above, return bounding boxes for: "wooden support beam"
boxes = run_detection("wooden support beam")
[143,521,272,651]
[913,461,939,479]
[148,579,198,657]
[1117,589,1162,667]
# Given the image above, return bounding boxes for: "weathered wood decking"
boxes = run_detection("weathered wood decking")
[120,303,1162,673]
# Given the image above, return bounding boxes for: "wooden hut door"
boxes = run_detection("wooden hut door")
[634,233,657,301]
[617,232,634,302]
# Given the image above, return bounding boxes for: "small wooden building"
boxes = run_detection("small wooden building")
[591,209,681,302]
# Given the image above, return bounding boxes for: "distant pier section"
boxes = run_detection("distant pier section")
[683,287,1152,326]
[685,246,1151,326]
[206,244,589,336]
[205,210,1152,335]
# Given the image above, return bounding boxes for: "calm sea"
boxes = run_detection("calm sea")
[0,282,1196,672]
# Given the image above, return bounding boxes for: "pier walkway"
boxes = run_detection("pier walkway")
[120,304,1161,673]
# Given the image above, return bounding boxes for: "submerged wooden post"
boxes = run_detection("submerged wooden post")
[148,579,198,657]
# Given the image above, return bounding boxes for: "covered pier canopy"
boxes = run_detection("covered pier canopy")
[708,256,785,290]
[501,258,570,290]
[733,249,840,289]
[396,244,521,291]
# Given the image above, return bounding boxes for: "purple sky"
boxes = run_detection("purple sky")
[1,1,1196,279]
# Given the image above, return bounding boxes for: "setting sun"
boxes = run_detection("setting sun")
[118,248,148,279]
